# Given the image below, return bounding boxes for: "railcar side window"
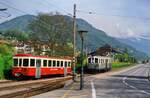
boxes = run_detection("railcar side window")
[14,58,18,66]
[88,58,91,63]
[30,59,35,67]
[23,59,29,67]
[48,60,52,67]
[68,62,71,67]
[99,59,101,64]
[57,61,60,67]
[53,60,56,67]
[61,61,63,67]
[95,58,98,63]
[65,61,67,67]
[19,59,22,67]
[43,60,47,67]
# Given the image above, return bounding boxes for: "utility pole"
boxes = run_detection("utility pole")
[72,4,76,82]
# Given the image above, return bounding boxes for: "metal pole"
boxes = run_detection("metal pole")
[80,37,84,90]
[73,4,76,82]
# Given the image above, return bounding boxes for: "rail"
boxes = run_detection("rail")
[0,76,72,98]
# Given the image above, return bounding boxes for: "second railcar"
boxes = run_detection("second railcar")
[88,56,112,72]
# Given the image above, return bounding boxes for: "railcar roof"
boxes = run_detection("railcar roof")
[14,54,72,60]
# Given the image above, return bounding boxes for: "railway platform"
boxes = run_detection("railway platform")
[30,76,93,98]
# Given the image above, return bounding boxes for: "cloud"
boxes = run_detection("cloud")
[127,28,135,38]
[0,0,150,40]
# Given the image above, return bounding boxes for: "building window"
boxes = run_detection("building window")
[23,59,29,67]
[30,59,35,67]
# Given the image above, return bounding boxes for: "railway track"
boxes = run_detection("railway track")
[0,76,72,98]
[0,80,14,84]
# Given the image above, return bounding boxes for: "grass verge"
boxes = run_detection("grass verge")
[112,62,135,71]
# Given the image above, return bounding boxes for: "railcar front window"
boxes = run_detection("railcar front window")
[30,59,35,67]
[23,59,29,67]
[95,58,98,63]
[19,59,22,67]
[88,58,91,63]
[14,59,18,66]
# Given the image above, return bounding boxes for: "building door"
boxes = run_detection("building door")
[36,59,41,78]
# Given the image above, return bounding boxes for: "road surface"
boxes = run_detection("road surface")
[30,64,150,98]
[93,64,150,98]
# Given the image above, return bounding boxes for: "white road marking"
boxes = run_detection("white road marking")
[91,81,97,98]
[123,77,150,95]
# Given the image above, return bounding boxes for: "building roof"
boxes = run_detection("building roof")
[89,44,119,56]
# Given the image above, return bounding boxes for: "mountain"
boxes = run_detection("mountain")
[118,38,150,56]
[0,15,148,60]
[0,15,36,31]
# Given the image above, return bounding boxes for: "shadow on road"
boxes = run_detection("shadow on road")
[112,75,148,79]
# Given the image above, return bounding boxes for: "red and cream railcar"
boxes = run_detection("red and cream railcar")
[12,54,72,78]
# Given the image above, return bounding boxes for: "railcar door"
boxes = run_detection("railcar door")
[64,61,67,77]
[36,59,41,78]
[105,59,108,71]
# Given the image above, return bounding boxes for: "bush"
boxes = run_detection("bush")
[0,44,13,79]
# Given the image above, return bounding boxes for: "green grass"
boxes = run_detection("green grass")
[112,62,133,70]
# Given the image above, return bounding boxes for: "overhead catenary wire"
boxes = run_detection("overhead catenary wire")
[0,1,67,32]
[77,9,150,20]
[0,11,11,18]
[44,0,73,17]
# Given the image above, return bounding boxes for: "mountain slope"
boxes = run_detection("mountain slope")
[0,15,36,31]
[0,15,148,60]
[118,38,150,56]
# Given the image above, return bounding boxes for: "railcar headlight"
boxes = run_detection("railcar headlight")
[15,73,21,77]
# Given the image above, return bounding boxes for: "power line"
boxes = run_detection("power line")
[0,11,11,18]
[77,10,150,20]
[0,1,59,31]
[44,0,73,17]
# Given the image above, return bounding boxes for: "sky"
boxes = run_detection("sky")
[0,0,150,40]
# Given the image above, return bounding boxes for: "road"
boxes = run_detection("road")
[92,64,150,98]
[30,64,150,98]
